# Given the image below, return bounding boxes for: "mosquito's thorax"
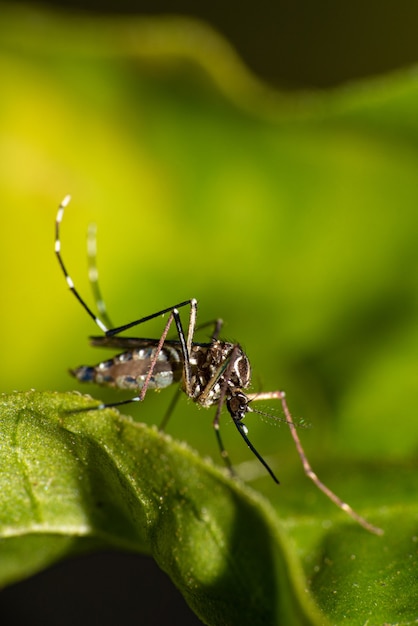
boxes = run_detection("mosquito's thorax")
[188,341,251,408]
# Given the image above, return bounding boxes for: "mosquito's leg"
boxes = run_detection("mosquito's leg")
[186,298,197,355]
[211,319,223,341]
[55,196,109,333]
[105,299,195,337]
[213,401,235,475]
[87,222,113,329]
[247,390,384,535]
[195,318,224,341]
[159,387,182,430]
[210,347,241,475]
[94,397,142,410]
[172,306,193,394]
[148,304,194,427]
[56,198,197,341]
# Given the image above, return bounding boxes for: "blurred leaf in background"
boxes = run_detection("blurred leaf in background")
[0,3,417,625]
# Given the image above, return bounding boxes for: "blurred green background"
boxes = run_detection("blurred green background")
[12,0,418,89]
[1,2,418,624]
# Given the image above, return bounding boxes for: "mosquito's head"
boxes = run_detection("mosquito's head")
[226,389,251,422]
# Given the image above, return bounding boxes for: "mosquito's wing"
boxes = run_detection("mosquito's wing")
[89,336,213,350]
[89,336,183,350]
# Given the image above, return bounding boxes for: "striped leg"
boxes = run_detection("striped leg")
[247,390,384,535]
[87,222,114,329]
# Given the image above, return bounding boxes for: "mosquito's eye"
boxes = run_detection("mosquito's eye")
[227,393,247,419]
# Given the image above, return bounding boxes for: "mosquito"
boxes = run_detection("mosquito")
[55,195,383,535]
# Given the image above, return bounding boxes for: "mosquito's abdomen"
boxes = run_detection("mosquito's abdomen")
[70,346,183,391]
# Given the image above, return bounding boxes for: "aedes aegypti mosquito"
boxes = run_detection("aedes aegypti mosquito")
[55,195,383,535]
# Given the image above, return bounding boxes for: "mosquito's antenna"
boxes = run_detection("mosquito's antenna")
[87,223,113,329]
[251,404,309,429]
[55,196,109,334]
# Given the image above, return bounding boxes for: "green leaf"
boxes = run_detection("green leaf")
[1,392,417,625]
[0,391,325,626]
[310,520,418,625]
